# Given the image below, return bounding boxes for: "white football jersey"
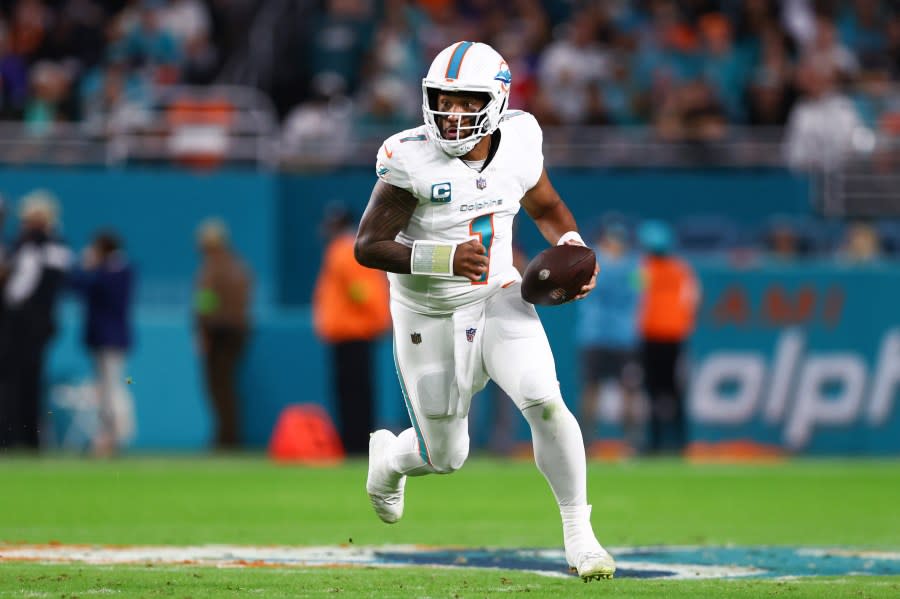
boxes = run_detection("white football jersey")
[375,110,544,315]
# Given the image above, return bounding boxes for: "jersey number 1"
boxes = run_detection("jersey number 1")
[469,214,494,285]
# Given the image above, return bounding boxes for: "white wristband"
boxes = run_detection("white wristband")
[557,231,585,246]
[411,240,457,277]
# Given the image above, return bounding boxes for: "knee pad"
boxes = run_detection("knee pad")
[428,431,470,474]
[517,367,560,409]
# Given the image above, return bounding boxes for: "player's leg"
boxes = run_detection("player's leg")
[367,301,470,523]
[666,341,687,453]
[334,340,374,455]
[92,349,118,456]
[619,350,644,454]
[641,339,665,454]
[483,285,615,580]
[389,302,472,474]
[577,347,602,450]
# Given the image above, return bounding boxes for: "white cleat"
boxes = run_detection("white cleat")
[365,430,406,524]
[561,504,616,581]
[567,543,616,581]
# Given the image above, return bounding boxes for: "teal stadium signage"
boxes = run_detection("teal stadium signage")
[689,264,900,454]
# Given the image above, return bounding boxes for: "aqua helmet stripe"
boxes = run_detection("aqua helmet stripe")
[444,41,474,79]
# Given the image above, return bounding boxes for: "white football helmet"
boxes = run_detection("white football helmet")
[422,41,511,157]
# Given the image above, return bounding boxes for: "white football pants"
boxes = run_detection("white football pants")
[386,283,587,506]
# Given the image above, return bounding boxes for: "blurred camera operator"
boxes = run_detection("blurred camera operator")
[0,190,72,450]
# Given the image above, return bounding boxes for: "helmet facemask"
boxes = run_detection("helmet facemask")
[422,85,506,157]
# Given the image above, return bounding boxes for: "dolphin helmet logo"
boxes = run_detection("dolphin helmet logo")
[494,61,511,91]
[494,60,512,92]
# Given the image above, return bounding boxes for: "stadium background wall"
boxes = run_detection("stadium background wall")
[3,167,893,453]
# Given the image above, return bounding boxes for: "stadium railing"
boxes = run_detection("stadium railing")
[818,158,900,218]
[0,85,280,168]
[2,81,900,222]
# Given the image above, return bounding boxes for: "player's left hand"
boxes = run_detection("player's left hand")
[563,238,598,300]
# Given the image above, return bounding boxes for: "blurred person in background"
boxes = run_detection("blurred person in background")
[697,12,748,122]
[536,6,611,126]
[655,79,728,144]
[766,220,802,261]
[0,190,72,450]
[79,48,152,138]
[784,59,870,172]
[158,0,218,85]
[159,0,211,50]
[309,0,374,98]
[8,0,51,62]
[193,218,252,450]
[802,14,859,82]
[23,60,75,137]
[38,0,106,71]
[0,20,28,119]
[281,75,354,165]
[0,194,7,326]
[362,3,426,114]
[889,12,900,80]
[837,220,881,265]
[354,78,414,135]
[68,230,136,457]
[0,193,6,259]
[576,220,644,457]
[313,202,391,456]
[746,27,795,126]
[637,220,699,456]
[781,0,817,49]
[115,0,181,85]
[837,0,889,72]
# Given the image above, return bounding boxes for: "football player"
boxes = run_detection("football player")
[354,41,614,581]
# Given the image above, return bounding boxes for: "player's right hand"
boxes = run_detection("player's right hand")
[454,239,489,281]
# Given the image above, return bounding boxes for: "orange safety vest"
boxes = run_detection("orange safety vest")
[639,255,700,341]
[313,233,391,342]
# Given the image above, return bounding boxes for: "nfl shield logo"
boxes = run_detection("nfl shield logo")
[466,328,477,342]
[411,332,422,345]
[476,177,487,190]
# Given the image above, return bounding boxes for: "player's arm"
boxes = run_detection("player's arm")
[521,168,578,245]
[354,180,417,273]
[354,180,488,281]
[521,168,598,298]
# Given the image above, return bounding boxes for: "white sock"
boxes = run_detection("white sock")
[522,399,588,506]
[560,504,606,564]
[560,504,594,541]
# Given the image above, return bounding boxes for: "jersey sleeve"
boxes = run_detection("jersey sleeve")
[375,134,413,191]
[508,111,544,191]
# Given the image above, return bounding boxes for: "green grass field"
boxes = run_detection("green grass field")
[1,455,899,598]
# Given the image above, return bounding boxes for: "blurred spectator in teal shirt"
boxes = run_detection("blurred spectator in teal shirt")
[575,220,644,455]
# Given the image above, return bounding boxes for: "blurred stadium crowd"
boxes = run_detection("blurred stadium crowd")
[0,0,230,133]
[0,1,898,152]
[0,0,898,259]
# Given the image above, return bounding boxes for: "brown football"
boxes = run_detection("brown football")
[520,244,596,306]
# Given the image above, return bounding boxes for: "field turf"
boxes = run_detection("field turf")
[1,455,898,598]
